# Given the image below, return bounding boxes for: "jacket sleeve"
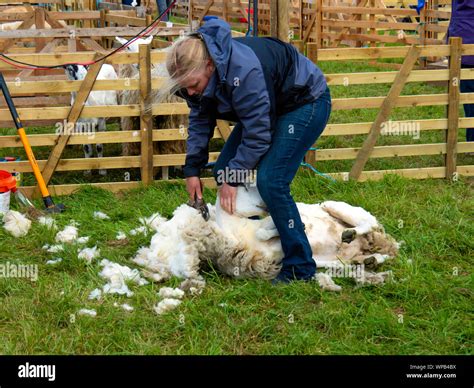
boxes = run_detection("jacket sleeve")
[226,66,272,178]
[183,100,216,177]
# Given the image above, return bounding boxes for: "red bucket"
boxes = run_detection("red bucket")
[0,170,17,193]
[0,170,16,213]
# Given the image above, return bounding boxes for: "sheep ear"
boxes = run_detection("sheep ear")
[116,37,127,45]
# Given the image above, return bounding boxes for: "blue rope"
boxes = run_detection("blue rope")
[300,147,338,182]
[206,149,336,182]
[300,161,337,182]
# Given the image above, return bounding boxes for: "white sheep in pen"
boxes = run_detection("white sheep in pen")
[116,37,187,178]
[132,185,399,291]
[64,64,118,176]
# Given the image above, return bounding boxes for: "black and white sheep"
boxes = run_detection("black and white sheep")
[64,64,118,176]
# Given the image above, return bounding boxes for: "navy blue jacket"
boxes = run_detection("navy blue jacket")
[447,0,474,66]
[177,19,327,178]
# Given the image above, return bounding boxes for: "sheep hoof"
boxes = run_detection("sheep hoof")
[363,256,378,270]
[342,229,356,243]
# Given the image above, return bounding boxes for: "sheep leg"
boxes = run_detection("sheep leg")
[341,229,356,243]
[83,144,93,176]
[96,118,107,176]
[162,167,169,180]
[256,216,279,241]
[321,201,378,236]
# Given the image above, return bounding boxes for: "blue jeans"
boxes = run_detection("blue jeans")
[461,65,474,142]
[213,87,332,280]
[156,0,170,21]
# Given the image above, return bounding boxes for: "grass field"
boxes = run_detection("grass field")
[0,56,473,354]
[0,174,472,355]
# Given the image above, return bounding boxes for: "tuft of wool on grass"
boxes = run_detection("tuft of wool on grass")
[2,210,31,237]
[78,309,97,317]
[46,258,63,265]
[55,225,78,244]
[78,246,100,263]
[116,231,127,240]
[356,270,393,285]
[129,226,148,236]
[99,259,148,297]
[315,273,342,292]
[42,244,64,253]
[139,213,166,232]
[77,236,90,244]
[38,216,57,230]
[88,288,102,300]
[93,211,110,220]
[154,298,181,315]
[158,287,185,299]
[179,277,206,296]
[114,302,134,312]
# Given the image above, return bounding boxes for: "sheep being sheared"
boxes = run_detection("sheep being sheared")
[64,64,118,176]
[116,36,187,178]
[132,185,399,290]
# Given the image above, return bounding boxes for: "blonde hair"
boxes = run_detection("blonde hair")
[164,35,212,95]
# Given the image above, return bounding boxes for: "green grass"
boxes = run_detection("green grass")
[0,175,472,355]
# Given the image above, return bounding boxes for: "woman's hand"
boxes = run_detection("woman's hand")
[220,182,237,214]
[186,176,203,200]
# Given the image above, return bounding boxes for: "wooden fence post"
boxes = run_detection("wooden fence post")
[356,0,362,48]
[84,0,91,29]
[222,0,227,23]
[349,45,421,180]
[278,0,289,42]
[420,3,427,68]
[299,0,303,42]
[315,0,322,49]
[307,42,318,64]
[446,37,461,181]
[270,0,278,38]
[35,7,46,52]
[139,43,154,185]
[291,40,304,53]
[216,120,231,141]
[100,9,108,48]
[432,0,439,43]
[189,0,194,29]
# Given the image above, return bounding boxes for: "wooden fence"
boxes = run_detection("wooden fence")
[0,5,171,53]
[174,0,452,48]
[0,1,453,49]
[306,0,451,47]
[0,4,191,82]
[0,40,473,197]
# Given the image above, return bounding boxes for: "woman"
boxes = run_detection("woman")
[166,19,331,283]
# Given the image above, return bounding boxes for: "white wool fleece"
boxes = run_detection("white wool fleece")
[154,298,181,315]
[2,211,31,237]
[158,287,185,299]
[55,225,78,244]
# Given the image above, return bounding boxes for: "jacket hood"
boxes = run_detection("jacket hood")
[196,19,232,83]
